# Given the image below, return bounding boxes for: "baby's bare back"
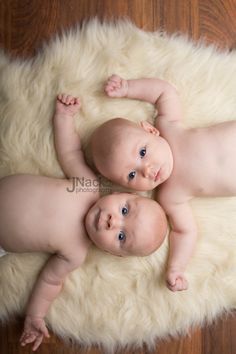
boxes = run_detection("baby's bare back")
[0,174,93,254]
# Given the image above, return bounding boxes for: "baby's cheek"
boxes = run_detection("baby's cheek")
[94,232,106,247]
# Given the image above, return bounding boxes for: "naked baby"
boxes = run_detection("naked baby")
[0,94,167,350]
[91,74,236,292]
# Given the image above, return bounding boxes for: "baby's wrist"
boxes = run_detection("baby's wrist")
[167,264,185,274]
[26,313,44,319]
[55,112,74,119]
[125,80,131,97]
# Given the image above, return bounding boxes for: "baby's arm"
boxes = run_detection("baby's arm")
[165,202,198,291]
[53,94,93,178]
[20,254,80,351]
[105,74,182,122]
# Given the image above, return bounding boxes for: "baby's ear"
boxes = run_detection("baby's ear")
[140,121,159,135]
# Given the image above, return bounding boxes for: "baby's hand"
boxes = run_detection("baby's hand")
[20,315,50,351]
[105,74,128,98]
[166,270,188,292]
[56,94,81,117]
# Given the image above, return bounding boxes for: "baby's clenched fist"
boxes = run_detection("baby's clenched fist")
[105,74,128,98]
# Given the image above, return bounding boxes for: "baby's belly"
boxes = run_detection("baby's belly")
[182,121,236,198]
[0,175,79,252]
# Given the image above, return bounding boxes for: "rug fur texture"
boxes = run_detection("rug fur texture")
[0,19,236,352]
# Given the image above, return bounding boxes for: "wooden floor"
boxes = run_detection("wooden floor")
[0,1,236,353]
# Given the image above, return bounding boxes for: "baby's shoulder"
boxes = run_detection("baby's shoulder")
[156,182,189,211]
[157,118,184,134]
[59,234,90,268]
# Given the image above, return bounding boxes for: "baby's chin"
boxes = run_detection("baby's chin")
[92,241,124,257]
[89,239,159,258]
[124,179,162,192]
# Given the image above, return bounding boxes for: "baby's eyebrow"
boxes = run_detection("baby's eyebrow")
[125,201,132,212]
[126,202,138,224]
[131,201,139,220]
[133,141,141,154]
[125,229,135,250]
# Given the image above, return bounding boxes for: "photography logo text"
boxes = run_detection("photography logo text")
[67,176,111,193]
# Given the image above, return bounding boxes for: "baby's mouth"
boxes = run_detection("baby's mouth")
[96,210,108,231]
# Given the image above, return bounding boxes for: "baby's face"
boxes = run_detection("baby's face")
[85,193,167,257]
[93,121,173,191]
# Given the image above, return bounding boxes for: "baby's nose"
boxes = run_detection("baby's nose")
[142,164,154,178]
[107,214,120,229]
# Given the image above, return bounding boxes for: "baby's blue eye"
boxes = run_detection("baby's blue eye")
[128,171,136,180]
[122,206,128,215]
[118,231,126,242]
[140,147,146,158]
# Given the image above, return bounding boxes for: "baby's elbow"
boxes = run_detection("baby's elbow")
[165,81,179,95]
[41,272,64,287]
[173,225,198,239]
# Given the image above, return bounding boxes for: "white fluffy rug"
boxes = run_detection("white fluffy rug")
[0,19,236,352]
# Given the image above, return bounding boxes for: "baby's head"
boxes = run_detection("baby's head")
[91,118,173,191]
[85,192,168,257]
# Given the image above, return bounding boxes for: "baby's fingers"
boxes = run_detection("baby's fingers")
[104,86,116,97]
[75,97,81,106]
[108,79,121,88]
[65,95,75,105]
[167,278,188,292]
[179,277,188,291]
[32,334,44,352]
[166,282,178,292]
[105,89,120,97]
[166,273,177,287]
[108,74,122,83]
[20,332,36,346]
[57,94,75,105]
[105,81,120,92]
[40,323,50,338]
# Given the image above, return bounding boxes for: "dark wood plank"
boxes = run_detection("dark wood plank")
[0,0,157,57]
[199,0,236,49]
[155,0,200,39]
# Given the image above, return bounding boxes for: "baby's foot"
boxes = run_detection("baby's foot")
[56,94,81,117]
[104,74,128,98]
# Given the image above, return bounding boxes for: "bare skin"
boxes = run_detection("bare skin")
[92,74,236,292]
[0,94,167,350]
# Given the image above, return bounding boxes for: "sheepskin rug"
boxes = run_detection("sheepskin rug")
[0,19,236,352]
